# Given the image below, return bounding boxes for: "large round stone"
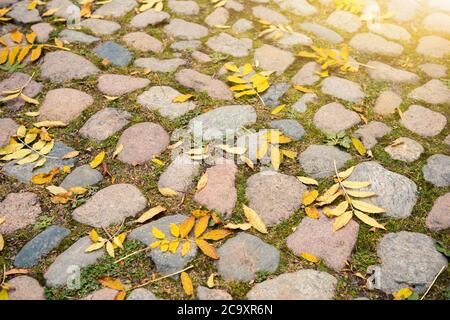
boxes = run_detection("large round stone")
[298,145,352,178]
[116,122,169,165]
[400,105,447,137]
[0,192,41,234]
[246,269,337,300]
[426,193,450,231]
[216,233,280,281]
[245,171,307,225]
[72,184,147,227]
[423,154,450,187]
[313,103,360,133]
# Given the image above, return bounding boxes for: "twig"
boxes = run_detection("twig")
[420,265,446,300]
[114,246,150,264]
[333,160,355,212]
[130,265,194,290]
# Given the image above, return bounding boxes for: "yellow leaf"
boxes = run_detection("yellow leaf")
[85,241,106,252]
[33,157,46,169]
[207,273,215,288]
[33,120,66,128]
[300,252,320,263]
[54,38,64,48]
[10,29,22,43]
[0,234,4,252]
[0,91,20,102]
[30,168,59,185]
[42,7,59,17]
[30,45,42,62]
[151,157,164,166]
[297,176,319,186]
[104,95,119,101]
[24,132,37,144]
[46,185,67,195]
[20,93,39,105]
[216,145,247,155]
[270,146,281,170]
[2,148,32,161]
[179,216,195,238]
[169,239,180,253]
[297,51,318,58]
[271,104,285,115]
[294,85,314,93]
[302,190,319,206]
[170,223,180,238]
[39,140,54,155]
[393,288,413,300]
[352,200,385,214]
[201,229,231,241]
[0,47,9,64]
[227,75,246,84]
[16,153,39,165]
[332,211,353,232]
[256,141,269,160]
[243,204,267,234]
[337,166,354,180]
[346,190,376,198]
[90,151,105,169]
[181,240,190,257]
[62,150,79,159]
[0,289,8,300]
[112,144,123,159]
[234,89,256,98]
[354,210,385,229]
[229,84,253,92]
[8,46,20,65]
[330,201,349,216]
[352,137,366,155]
[224,223,252,231]
[341,181,371,189]
[241,63,253,76]
[63,165,71,173]
[106,241,115,257]
[17,45,32,64]
[195,239,219,259]
[152,227,166,239]
[197,172,208,191]
[224,62,240,73]
[158,187,179,197]
[281,149,297,159]
[98,277,125,291]
[150,240,161,249]
[194,215,210,238]
[172,94,193,103]
[136,205,166,223]
[255,80,269,93]
[240,155,254,170]
[305,206,320,219]
[115,291,126,300]
[180,272,194,296]
[89,229,100,242]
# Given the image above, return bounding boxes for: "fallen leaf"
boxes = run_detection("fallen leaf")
[201,229,231,240]
[172,94,193,103]
[346,190,376,198]
[46,185,67,195]
[197,172,208,191]
[170,224,180,238]
[179,216,195,238]
[341,181,370,189]
[243,204,267,234]
[207,273,215,288]
[152,227,166,239]
[302,190,319,206]
[337,166,354,180]
[115,291,126,300]
[330,201,348,216]
[0,289,8,300]
[194,215,210,238]
[158,187,179,197]
[195,239,219,259]
[0,234,4,252]
[354,210,385,229]
[240,155,254,170]
[352,200,385,214]
[305,206,320,219]
[136,205,166,223]
[270,146,281,170]
[300,252,319,263]
[224,223,252,231]
[85,241,106,252]
[98,277,125,291]
[90,151,105,169]
[352,137,366,155]
[393,287,413,300]
[332,210,353,232]
[271,104,285,115]
[297,176,319,186]
[33,120,66,128]
[180,272,194,296]
[181,240,190,257]
[106,241,115,257]
[112,144,123,159]
[294,84,314,93]
[62,150,79,159]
